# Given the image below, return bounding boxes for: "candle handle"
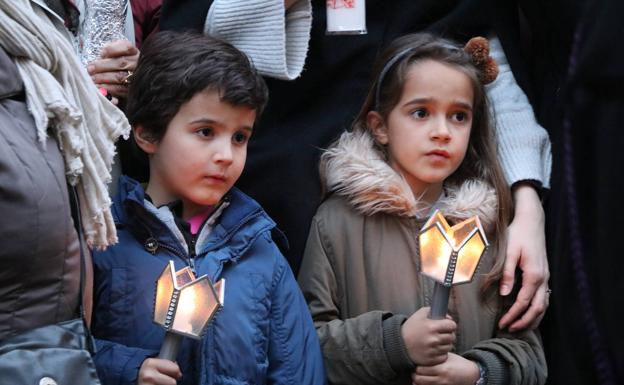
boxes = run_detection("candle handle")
[158,332,183,361]
[429,283,450,319]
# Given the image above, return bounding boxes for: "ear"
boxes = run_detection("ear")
[366,111,389,145]
[133,125,158,154]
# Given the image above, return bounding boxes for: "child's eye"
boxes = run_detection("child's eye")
[197,128,214,138]
[411,108,428,119]
[451,112,470,123]
[232,132,249,145]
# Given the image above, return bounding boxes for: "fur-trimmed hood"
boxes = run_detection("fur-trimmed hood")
[321,129,498,232]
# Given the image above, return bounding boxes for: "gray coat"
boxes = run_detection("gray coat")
[0,47,82,341]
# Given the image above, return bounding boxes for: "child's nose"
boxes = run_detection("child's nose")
[430,118,452,142]
[214,142,234,164]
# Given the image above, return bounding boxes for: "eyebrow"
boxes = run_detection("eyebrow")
[403,98,473,110]
[189,117,253,132]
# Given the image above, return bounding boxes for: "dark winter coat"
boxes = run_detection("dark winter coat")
[91,176,325,385]
[520,1,624,383]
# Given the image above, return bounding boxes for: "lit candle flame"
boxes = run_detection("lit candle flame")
[419,210,488,286]
[153,261,224,339]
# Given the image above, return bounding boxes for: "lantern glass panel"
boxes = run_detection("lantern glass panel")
[154,263,175,326]
[423,211,451,234]
[175,267,195,287]
[419,224,453,283]
[171,278,220,337]
[449,217,479,248]
[454,231,486,284]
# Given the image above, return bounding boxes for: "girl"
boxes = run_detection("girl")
[298,33,547,385]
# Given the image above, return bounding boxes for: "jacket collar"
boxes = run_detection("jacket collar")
[321,130,498,232]
[113,176,276,262]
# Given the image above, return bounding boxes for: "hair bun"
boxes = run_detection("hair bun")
[464,36,498,84]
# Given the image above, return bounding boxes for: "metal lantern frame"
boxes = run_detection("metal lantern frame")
[419,210,489,319]
[153,261,224,360]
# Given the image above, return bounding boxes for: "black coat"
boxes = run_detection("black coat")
[521,0,624,383]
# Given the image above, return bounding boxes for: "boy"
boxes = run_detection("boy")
[91,31,325,385]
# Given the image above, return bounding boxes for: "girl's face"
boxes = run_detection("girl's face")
[368,59,474,202]
[136,91,256,219]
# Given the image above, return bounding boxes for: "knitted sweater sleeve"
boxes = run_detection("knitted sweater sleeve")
[204,0,312,80]
[487,36,552,189]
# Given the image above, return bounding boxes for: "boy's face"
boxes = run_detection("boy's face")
[139,90,256,218]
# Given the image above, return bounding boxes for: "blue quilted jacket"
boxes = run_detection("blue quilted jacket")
[91,176,325,385]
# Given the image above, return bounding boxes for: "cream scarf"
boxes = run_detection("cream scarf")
[0,0,130,248]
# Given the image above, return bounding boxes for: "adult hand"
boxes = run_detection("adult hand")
[401,307,456,366]
[498,183,550,332]
[87,39,139,100]
[138,358,182,385]
[411,353,480,385]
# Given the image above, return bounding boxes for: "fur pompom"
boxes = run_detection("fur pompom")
[481,56,499,85]
[464,36,490,65]
[464,36,498,84]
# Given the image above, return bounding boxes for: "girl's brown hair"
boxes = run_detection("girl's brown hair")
[353,33,513,294]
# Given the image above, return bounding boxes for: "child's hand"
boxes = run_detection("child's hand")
[410,353,480,385]
[138,358,182,385]
[401,307,456,366]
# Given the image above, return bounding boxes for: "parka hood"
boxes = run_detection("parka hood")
[321,129,498,232]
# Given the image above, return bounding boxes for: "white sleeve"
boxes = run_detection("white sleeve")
[486,36,552,188]
[204,0,312,80]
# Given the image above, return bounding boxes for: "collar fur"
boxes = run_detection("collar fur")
[321,130,498,231]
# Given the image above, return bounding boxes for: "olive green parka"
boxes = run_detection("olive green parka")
[298,130,547,385]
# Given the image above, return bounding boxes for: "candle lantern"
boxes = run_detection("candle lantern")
[419,210,488,319]
[153,261,224,361]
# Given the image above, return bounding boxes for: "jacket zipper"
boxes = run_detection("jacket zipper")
[136,199,235,279]
[134,208,197,273]
[188,236,197,275]
[157,242,196,275]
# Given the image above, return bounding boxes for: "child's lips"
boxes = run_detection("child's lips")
[206,174,227,183]
[426,149,450,159]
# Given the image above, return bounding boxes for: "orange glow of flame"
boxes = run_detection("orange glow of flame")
[419,210,488,285]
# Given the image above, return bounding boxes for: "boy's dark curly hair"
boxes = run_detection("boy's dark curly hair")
[126,30,268,142]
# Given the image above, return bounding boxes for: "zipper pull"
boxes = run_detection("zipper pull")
[189,257,196,275]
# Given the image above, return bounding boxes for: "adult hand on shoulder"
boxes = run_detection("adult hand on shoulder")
[411,353,480,385]
[401,307,456,366]
[87,39,139,100]
[138,358,182,385]
[498,183,550,332]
